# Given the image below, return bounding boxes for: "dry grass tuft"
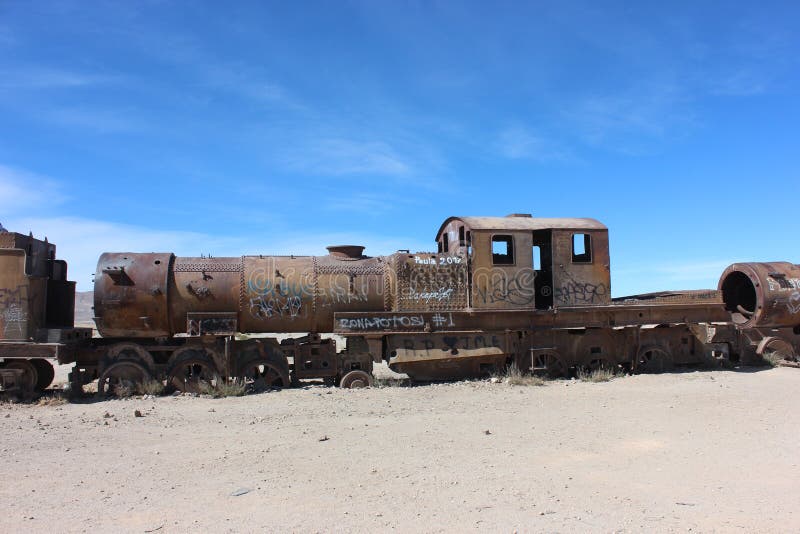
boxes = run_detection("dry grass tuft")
[112,384,135,398]
[761,351,785,367]
[136,380,165,396]
[374,377,410,388]
[497,364,546,386]
[37,393,68,406]
[577,367,615,383]
[199,380,246,398]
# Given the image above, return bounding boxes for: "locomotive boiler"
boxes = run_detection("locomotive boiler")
[94,245,392,338]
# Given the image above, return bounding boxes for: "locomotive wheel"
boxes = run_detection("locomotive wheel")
[636,346,674,374]
[105,343,156,374]
[339,370,373,389]
[31,359,55,390]
[3,360,39,391]
[238,358,290,392]
[98,361,151,397]
[531,352,566,378]
[167,353,221,394]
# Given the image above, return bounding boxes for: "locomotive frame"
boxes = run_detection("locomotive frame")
[1,214,799,396]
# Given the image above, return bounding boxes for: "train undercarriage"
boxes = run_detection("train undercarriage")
[3,318,798,398]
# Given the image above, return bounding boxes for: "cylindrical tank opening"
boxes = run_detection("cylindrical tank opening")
[326,245,365,259]
[720,270,757,325]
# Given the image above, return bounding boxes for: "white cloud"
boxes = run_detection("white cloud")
[1,161,433,291]
[44,106,146,133]
[495,126,569,162]
[561,80,697,152]
[121,29,301,111]
[0,67,117,90]
[3,216,228,291]
[0,165,67,216]
[612,259,735,296]
[706,69,767,97]
[2,214,433,291]
[199,63,299,108]
[283,138,411,176]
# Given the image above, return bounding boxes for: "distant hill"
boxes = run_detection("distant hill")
[75,291,94,327]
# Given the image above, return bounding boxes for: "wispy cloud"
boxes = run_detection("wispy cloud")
[3,215,433,291]
[4,216,230,291]
[0,161,432,290]
[613,259,736,296]
[704,68,768,97]
[282,138,411,176]
[563,81,695,150]
[0,67,118,90]
[197,62,301,109]
[321,191,428,217]
[121,28,301,111]
[44,106,146,133]
[0,165,67,216]
[495,126,570,162]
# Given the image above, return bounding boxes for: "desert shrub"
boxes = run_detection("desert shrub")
[36,393,68,406]
[496,364,546,386]
[577,367,615,383]
[136,380,165,396]
[373,377,410,388]
[111,383,134,398]
[198,380,246,398]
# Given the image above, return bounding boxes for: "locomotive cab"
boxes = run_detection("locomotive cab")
[436,214,610,310]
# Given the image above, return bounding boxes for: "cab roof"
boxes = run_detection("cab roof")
[436,215,607,240]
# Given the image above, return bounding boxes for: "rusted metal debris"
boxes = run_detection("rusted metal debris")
[1,214,799,396]
[720,262,800,328]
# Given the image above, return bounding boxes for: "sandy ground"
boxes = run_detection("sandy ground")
[1,365,799,533]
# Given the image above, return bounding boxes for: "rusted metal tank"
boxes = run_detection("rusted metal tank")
[94,247,393,338]
[719,262,800,328]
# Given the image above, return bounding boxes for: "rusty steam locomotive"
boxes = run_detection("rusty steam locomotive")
[1,214,799,395]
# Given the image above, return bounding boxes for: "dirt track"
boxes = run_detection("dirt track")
[1,366,799,533]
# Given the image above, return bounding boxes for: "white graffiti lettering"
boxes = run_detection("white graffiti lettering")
[338,315,425,331]
[413,255,462,266]
[788,291,800,315]
[431,313,456,328]
[408,288,454,303]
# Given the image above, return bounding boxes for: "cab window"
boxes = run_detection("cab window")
[492,235,514,265]
[572,233,592,263]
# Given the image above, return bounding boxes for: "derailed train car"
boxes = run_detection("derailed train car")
[1,214,799,395]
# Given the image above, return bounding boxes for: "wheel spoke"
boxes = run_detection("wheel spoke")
[237,359,288,392]
[99,362,150,397]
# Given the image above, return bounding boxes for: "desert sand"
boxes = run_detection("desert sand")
[1,365,799,533]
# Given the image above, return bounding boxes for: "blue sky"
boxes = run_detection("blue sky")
[1,1,798,293]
